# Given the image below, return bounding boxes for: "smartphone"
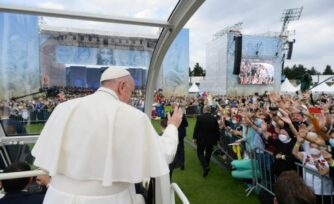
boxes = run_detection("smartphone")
[308,107,321,114]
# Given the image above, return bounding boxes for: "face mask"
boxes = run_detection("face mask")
[309,148,321,157]
[232,120,237,124]
[329,139,334,148]
[255,119,262,127]
[278,134,291,143]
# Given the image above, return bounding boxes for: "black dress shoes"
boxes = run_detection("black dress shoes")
[203,167,210,177]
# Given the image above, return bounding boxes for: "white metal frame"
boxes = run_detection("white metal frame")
[171,183,190,204]
[0,169,47,180]
[144,0,205,116]
[0,3,171,28]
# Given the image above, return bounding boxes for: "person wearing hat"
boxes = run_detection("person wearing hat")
[32,67,183,204]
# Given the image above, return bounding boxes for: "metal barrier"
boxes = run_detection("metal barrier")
[9,109,52,124]
[185,105,200,116]
[249,148,275,196]
[295,162,334,204]
[215,129,242,165]
[234,148,334,203]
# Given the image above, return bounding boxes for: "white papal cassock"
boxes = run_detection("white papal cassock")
[32,87,178,204]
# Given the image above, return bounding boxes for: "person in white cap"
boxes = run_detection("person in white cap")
[32,67,183,204]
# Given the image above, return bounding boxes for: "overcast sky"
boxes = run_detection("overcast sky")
[3,0,334,72]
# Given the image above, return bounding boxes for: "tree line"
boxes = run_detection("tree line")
[284,64,333,80]
[189,62,206,77]
[188,62,334,80]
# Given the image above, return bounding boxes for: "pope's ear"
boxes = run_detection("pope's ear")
[116,81,124,94]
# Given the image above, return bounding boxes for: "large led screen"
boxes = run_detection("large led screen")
[239,58,274,85]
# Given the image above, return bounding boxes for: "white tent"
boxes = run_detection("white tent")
[311,83,333,93]
[296,84,301,91]
[189,83,200,93]
[280,78,299,93]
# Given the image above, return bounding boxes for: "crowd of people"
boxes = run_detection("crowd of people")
[210,91,334,204]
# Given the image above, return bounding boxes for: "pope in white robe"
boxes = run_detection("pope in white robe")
[32,67,183,204]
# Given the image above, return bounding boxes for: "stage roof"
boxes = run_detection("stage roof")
[39,24,158,39]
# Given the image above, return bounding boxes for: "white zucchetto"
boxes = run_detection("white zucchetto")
[100,67,130,82]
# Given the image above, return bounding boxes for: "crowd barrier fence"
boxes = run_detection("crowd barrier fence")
[249,148,275,196]
[215,129,241,164]
[295,162,334,204]
[216,130,334,203]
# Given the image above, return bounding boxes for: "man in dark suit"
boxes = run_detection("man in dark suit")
[0,162,45,204]
[193,106,220,177]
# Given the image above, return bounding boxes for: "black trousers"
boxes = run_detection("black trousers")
[179,139,185,166]
[197,144,214,170]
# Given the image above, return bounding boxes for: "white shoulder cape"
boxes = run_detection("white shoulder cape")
[32,88,177,186]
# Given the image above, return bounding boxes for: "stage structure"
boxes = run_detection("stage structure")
[40,25,189,96]
[202,29,283,95]
[40,24,155,89]
[65,65,147,89]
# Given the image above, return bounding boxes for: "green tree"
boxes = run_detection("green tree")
[189,67,193,77]
[192,62,205,76]
[323,65,334,75]
[283,66,292,78]
[284,64,307,80]
[307,66,320,75]
[301,73,312,92]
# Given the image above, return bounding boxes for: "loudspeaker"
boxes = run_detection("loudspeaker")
[233,35,242,75]
[281,53,285,74]
[103,39,108,46]
[287,41,294,60]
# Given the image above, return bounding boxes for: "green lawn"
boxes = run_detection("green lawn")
[28,117,259,204]
[152,118,260,204]
[25,123,45,135]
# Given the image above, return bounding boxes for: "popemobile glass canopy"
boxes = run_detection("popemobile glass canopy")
[0,0,204,138]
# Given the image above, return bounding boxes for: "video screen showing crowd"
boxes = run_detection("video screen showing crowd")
[239,59,275,85]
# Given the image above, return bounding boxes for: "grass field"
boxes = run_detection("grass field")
[26,117,259,204]
[152,118,259,204]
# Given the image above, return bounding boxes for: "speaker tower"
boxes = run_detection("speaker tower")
[286,41,294,60]
[233,35,242,75]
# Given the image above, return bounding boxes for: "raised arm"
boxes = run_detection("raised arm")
[292,128,306,162]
